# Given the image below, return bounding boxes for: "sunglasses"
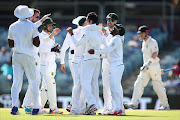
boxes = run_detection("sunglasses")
[33,15,40,19]
[106,18,115,22]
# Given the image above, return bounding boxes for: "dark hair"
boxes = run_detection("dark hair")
[79,18,86,26]
[87,12,98,24]
[32,8,41,14]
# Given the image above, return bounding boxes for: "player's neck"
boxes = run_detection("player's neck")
[44,30,50,35]
[143,36,149,42]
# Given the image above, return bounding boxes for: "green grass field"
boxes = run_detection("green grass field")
[0,108,180,120]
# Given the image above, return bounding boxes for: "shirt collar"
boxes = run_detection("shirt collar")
[144,36,151,43]
[114,35,120,38]
[42,30,50,35]
[18,18,27,21]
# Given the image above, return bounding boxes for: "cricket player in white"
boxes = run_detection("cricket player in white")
[8,5,41,115]
[100,13,125,115]
[88,24,126,115]
[67,16,87,115]
[22,10,51,114]
[124,25,170,110]
[60,20,76,112]
[67,12,103,115]
[38,17,63,114]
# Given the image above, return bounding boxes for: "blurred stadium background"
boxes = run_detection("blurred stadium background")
[0,0,180,109]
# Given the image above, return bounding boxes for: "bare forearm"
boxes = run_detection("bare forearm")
[149,51,158,63]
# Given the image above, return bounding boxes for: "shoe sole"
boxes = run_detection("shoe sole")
[66,109,70,112]
[124,103,137,110]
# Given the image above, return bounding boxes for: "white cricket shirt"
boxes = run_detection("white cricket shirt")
[95,35,124,64]
[71,24,103,60]
[39,30,56,62]
[142,36,160,64]
[8,19,39,57]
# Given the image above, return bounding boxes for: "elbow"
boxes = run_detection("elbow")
[33,36,40,47]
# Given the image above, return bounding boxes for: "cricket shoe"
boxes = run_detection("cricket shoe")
[80,111,96,115]
[124,103,138,109]
[49,108,63,114]
[11,106,20,115]
[107,110,118,115]
[31,109,39,115]
[66,104,72,112]
[24,107,32,114]
[158,106,170,110]
[98,109,109,115]
[117,110,126,116]
[39,108,48,114]
[83,104,97,115]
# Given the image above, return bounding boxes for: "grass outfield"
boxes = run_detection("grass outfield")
[0,108,180,120]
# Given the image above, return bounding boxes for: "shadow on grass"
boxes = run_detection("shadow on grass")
[42,114,168,118]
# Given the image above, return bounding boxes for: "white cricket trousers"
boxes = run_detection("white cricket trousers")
[131,63,169,107]
[22,56,41,108]
[102,61,112,110]
[71,59,86,113]
[11,53,41,108]
[81,59,100,108]
[109,62,124,112]
[40,61,57,110]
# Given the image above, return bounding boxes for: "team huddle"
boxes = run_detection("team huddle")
[8,5,170,115]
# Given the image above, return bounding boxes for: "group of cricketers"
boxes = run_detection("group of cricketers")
[8,5,170,116]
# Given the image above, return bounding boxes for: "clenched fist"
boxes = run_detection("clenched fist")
[52,28,61,36]
[67,27,74,36]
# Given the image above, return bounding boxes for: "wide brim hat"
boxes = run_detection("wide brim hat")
[72,16,86,25]
[14,5,34,19]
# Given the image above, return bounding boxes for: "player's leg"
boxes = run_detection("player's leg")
[66,59,75,111]
[92,59,100,110]
[23,55,41,115]
[79,89,86,113]
[81,59,98,114]
[40,77,48,108]
[22,85,33,114]
[11,54,24,115]
[79,61,86,113]
[44,62,63,114]
[124,71,150,109]
[150,63,169,110]
[101,62,112,114]
[70,61,81,115]
[109,63,124,115]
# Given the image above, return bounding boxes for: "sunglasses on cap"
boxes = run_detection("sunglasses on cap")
[33,15,40,19]
[106,18,115,22]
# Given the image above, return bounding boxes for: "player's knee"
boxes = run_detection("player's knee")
[152,81,164,91]
[134,77,143,88]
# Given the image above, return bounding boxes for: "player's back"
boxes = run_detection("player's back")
[9,19,38,56]
[83,28,103,60]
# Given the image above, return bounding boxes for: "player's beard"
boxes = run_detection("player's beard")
[107,22,114,29]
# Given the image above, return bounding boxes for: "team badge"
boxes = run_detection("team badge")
[155,46,157,49]
[35,62,38,66]
[52,72,54,76]
[81,34,85,38]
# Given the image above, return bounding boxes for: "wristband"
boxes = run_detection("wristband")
[149,58,154,63]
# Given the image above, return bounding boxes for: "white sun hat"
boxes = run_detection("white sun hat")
[14,5,34,19]
[72,16,86,25]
